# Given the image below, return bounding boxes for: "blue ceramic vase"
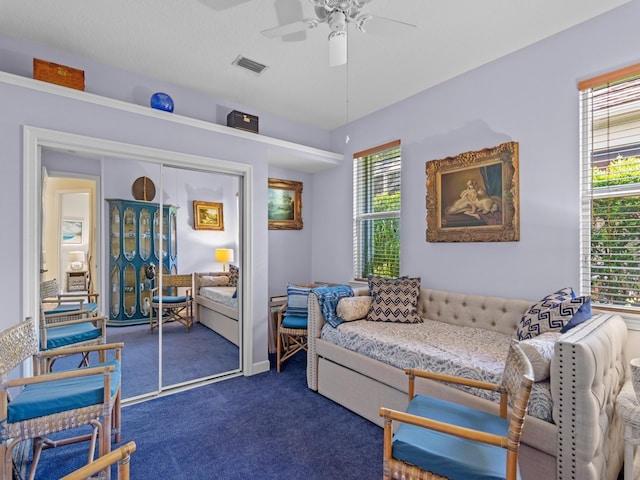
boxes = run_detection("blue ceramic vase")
[150,92,174,112]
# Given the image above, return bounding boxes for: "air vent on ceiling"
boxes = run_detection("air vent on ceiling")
[232,55,268,75]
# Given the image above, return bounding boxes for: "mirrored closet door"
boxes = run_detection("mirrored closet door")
[38,144,242,402]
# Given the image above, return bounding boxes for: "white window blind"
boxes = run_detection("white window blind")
[353,140,401,280]
[579,64,640,311]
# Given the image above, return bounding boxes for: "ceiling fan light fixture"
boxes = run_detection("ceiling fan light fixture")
[328,31,347,66]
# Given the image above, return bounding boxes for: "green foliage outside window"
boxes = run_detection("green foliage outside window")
[591,156,640,306]
[366,191,400,278]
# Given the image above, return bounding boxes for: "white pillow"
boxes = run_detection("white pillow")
[519,332,560,381]
[336,296,373,321]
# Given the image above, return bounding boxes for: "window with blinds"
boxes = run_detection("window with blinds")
[579,64,640,311]
[353,140,401,281]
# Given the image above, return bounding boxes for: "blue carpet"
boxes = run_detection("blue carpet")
[31,353,384,479]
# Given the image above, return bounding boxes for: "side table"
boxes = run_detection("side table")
[617,380,640,480]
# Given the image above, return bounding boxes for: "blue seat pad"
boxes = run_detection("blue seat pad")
[8,360,121,423]
[152,295,189,304]
[282,315,307,329]
[392,394,517,480]
[44,303,98,314]
[45,322,102,350]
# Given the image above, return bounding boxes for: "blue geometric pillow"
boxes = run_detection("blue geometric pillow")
[517,287,590,340]
[285,284,312,317]
[312,285,354,328]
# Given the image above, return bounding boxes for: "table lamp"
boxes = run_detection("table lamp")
[69,251,86,271]
[215,248,234,272]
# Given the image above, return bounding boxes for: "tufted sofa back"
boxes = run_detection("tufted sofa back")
[416,288,532,337]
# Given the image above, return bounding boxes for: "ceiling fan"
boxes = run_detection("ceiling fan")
[261,0,416,66]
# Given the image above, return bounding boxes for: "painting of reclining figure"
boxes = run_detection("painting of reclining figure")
[426,141,519,243]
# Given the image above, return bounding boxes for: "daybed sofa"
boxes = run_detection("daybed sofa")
[307,286,629,480]
[194,270,239,345]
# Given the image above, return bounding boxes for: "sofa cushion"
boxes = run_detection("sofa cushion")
[367,276,422,324]
[520,332,560,381]
[517,287,589,340]
[200,275,229,287]
[337,296,373,321]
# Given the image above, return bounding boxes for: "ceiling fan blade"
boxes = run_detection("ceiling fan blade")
[198,0,251,11]
[261,19,310,38]
[274,0,307,42]
[359,14,416,37]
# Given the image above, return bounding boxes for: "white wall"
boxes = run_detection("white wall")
[311,0,640,303]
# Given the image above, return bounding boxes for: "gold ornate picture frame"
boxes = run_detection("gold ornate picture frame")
[426,141,519,242]
[193,201,224,231]
[268,178,303,230]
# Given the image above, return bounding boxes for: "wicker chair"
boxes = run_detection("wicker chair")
[40,279,106,372]
[0,317,123,480]
[150,273,194,333]
[41,278,99,316]
[276,283,318,372]
[379,340,534,480]
[60,441,136,480]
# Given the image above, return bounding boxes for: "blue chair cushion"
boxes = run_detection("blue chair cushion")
[281,315,307,329]
[392,394,517,480]
[44,303,98,315]
[152,295,189,303]
[8,359,121,423]
[45,322,102,350]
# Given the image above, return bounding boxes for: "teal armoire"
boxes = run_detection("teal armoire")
[107,199,177,325]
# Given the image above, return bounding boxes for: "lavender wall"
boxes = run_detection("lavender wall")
[311,0,640,302]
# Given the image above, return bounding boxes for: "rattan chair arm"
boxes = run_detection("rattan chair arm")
[277,302,288,313]
[41,342,124,359]
[380,407,507,449]
[6,364,116,388]
[60,441,136,480]
[405,368,499,392]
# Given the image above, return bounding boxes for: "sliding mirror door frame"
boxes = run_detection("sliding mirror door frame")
[22,126,254,385]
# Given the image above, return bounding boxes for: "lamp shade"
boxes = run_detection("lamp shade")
[69,251,86,263]
[215,248,234,264]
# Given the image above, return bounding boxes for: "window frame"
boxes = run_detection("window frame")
[579,63,640,314]
[352,140,401,281]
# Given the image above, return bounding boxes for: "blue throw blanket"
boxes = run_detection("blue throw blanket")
[312,285,354,328]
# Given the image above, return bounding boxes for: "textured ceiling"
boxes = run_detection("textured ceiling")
[0,0,629,130]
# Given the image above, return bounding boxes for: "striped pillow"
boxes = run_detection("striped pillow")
[285,284,312,317]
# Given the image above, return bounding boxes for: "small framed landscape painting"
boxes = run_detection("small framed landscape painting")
[193,201,224,231]
[426,141,520,243]
[268,178,303,230]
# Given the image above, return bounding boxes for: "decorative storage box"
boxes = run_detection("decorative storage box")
[227,110,259,133]
[33,58,85,91]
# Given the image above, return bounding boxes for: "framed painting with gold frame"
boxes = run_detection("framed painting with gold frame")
[426,141,519,242]
[268,178,303,230]
[193,201,224,231]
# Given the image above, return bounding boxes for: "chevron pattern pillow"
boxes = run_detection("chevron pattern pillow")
[367,276,422,323]
[517,287,590,340]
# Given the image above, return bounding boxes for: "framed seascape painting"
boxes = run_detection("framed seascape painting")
[426,141,520,243]
[193,201,224,231]
[268,178,303,230]
[61,218,83,244]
